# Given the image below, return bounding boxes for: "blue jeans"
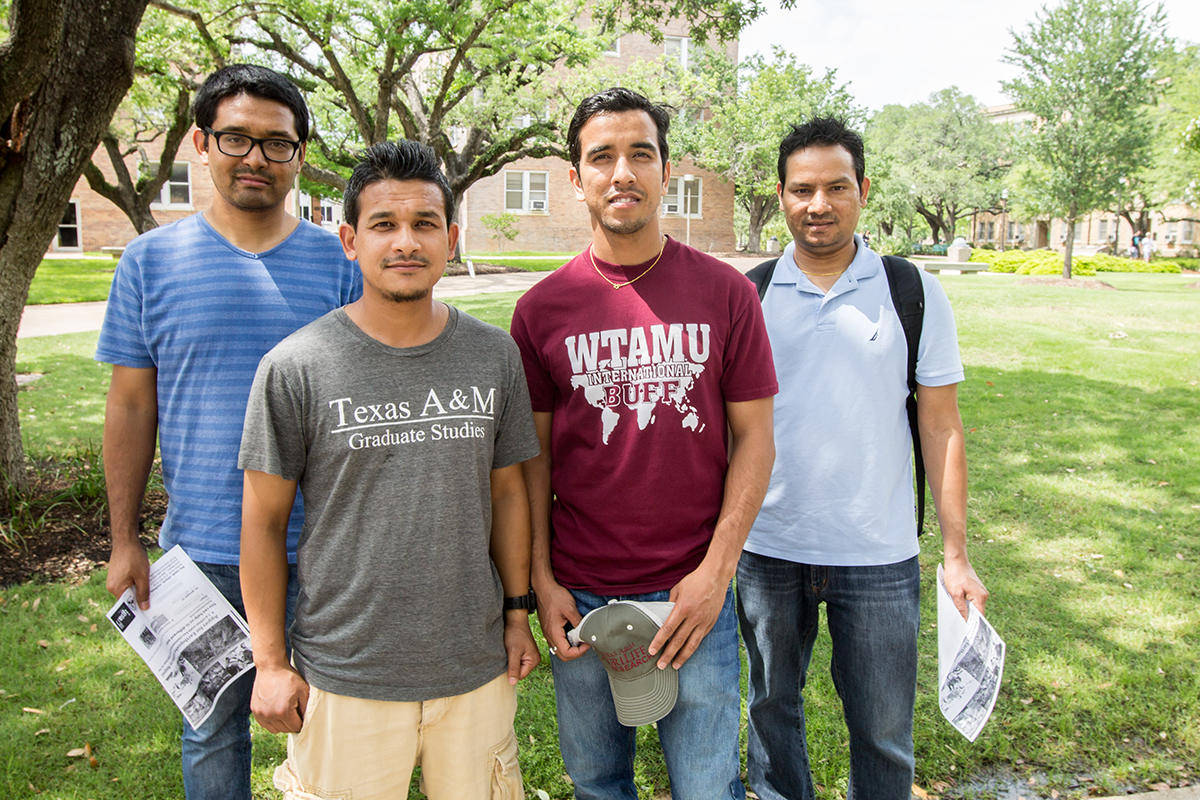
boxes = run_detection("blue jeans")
[736,552,920,800]
[182,561,298,800]
[551,586,745,800]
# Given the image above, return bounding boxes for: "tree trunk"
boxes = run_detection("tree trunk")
[746,193,777,253]
[0,0,148,498]
[1062,201,1077,279]
[81,87,191,235]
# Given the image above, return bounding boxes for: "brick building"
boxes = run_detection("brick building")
[53,21,737,256]
[969,104,1198,258]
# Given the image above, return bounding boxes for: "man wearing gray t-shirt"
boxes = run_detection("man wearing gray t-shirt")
[238,140,541,800]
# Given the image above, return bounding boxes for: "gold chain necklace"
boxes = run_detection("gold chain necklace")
[590,236,666,289]
[800,267,847,276]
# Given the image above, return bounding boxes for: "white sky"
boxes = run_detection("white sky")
[739,0,1200,113]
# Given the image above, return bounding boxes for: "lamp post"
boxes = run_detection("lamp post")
[1000,188,1008,252]
[682,173,695,246]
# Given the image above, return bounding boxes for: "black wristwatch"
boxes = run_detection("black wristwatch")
[503,589,537,611]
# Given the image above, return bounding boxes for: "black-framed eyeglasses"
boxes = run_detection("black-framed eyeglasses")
[203,127,302,163]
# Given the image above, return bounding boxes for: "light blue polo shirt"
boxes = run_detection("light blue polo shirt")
[744,236,964,567]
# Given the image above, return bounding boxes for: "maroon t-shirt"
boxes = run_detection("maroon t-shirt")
[511,238,778,594]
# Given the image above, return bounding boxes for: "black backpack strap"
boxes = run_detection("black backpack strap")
[881,255,927,534]
[745,257,779,301]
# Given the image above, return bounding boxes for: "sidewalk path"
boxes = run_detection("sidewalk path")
[18,255,766,340]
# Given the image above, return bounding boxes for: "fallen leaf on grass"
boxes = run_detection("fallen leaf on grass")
[1178,553,1185,561]
[34,729,50,736]
[1159,481,1170,486]
[23,707,44,714]
[32,598,41,611]
[1149,784,1171,792]
[66,748,86,758]
[37,640,49,648]
[1021,697,1033,705]
[1114,570,1124,577]
[89,624,97,633]
[1051,791,1059,798]
[1098,682,1113,689]
[1148,458,1158,464]
[912,784,931,799]
[54,659,70,672]
[113,670,125,676]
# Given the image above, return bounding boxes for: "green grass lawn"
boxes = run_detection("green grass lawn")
[27,259,119,305]
[21,253,566,309]
[5,274,1199,798]
[470,256,571,272]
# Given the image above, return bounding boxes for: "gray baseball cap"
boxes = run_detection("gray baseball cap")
[570,600,677,727]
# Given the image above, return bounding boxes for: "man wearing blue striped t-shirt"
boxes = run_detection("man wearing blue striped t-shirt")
[95,65,361,800]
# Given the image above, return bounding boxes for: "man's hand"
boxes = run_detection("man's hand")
[106,537,151,609]
[533,577,589,661]
[648,562,728,670]
[251,663,309,734]
[942,556,989,620]
[503,611,541,683]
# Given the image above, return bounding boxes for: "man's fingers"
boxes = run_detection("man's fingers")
[648,609,682,657]
[133,575,151,610]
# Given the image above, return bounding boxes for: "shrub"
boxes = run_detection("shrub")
[967,248,1180,275]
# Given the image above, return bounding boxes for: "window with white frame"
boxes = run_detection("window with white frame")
[57,200,81,250]
[1167,221,1178,242]
[505,171,548,213]
[509,113,537,130]
[664,36,703,72]
[1098,219,1108,241]
[1073,222,1083,241]
[1183,220,1195,243]
[603,36,620,56]
[151,162,192,208]
[663,176,701,216]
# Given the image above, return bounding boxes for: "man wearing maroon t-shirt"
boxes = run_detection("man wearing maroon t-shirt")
[510,88,777,800]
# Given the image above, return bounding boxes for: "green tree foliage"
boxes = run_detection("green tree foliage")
[867,88,1009,245]
[1003,0,1168,278]
[1147,44,1200,213]
[480,212,520,250]
[156,0,783,214]
[675,47,861,252]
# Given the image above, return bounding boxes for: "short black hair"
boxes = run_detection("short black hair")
[777,118,866,189]
[567,87,671,172]
[343,140,455,228]
[193,64,310,142]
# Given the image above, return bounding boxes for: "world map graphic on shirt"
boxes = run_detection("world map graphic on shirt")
[563,322,711,443]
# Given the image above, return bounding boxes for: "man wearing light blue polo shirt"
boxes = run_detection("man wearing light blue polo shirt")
[736,117,989,800]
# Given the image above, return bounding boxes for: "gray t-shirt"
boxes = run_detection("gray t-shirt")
[239,305,539,702]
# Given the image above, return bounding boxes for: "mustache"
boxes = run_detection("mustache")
[606,189,647,201]
[232,168,274,184]
[382,255,432,268]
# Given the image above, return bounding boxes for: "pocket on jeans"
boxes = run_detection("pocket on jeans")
[489,730,524,800]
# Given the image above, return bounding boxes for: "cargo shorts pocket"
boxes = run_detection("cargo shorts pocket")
[489,730,524,800]
[273,759,351,800]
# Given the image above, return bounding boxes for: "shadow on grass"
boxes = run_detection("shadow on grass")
[909,367,1200,795]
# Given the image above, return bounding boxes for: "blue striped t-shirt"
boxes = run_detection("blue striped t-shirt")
[96,214,362,564]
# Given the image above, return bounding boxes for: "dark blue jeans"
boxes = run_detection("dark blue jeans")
[736,552,920,800]
[551,586,745,800]
[181,561,298,800]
